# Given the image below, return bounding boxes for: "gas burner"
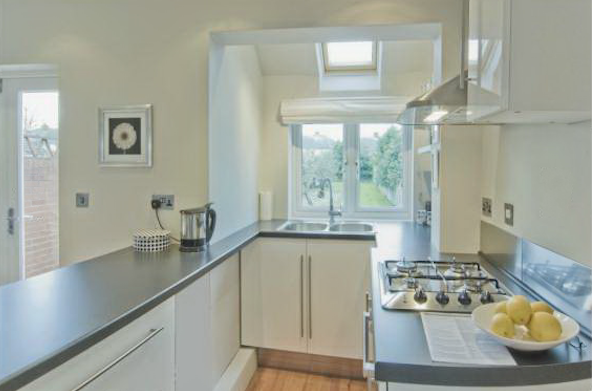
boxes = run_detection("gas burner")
[395,260,418,274]
[454,283,481,293]
[405,277,418,289]
[380,257,510,313]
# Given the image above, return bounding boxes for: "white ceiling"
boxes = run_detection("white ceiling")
[255,40,434,77]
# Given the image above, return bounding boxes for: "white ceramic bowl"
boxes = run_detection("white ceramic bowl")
[472,303,580,352]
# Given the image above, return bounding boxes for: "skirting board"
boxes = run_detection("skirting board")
[213,348,257,391]
[257,348,364,379]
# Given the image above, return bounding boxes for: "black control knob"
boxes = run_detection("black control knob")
[414,287,427,304]
[458,289,472,305]
[436,291,450,305]
[480,290,494,304]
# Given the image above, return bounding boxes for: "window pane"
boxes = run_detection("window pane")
[300,124,343,209]
[325,42,374,67]
[358,124,403,208]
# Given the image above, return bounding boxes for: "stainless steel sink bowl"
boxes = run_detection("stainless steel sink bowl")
[328,223,374,232]
[279,222,329,232]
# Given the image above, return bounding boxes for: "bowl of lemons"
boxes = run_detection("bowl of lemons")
[472,296,580,352]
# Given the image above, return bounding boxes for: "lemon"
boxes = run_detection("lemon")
[528,312,562,342]
[490,313,515,338]
[495,301,508,314]
[531,301,553,314]
[506,295,532,325]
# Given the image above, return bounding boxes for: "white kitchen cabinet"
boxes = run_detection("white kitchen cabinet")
[209,254,241,383]
[467,0,591,124]
[307,239,373,359]
[175,254,240,391]
[241,237,373,359]
[175,272,212,391]
[241,238,308,353]
[20,299,175,391]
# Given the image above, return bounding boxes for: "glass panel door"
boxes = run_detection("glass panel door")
[0,76,59,285]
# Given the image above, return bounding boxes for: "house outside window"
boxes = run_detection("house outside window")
[290,123,412,220]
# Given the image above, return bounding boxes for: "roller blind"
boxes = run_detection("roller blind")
[278,96,409,125]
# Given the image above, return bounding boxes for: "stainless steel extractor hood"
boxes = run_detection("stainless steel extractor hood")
[396,73,469,125]
[397,0,470,126]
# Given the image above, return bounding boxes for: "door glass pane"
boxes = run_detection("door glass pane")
[358,124,403,208]
[300,124,343,209]
[21,91,59,278]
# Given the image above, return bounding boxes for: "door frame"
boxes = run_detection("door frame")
[0,64,58,283]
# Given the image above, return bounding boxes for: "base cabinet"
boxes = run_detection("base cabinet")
[241,237,374,359]
[20,299,175,391]
[308,239,371,359]
[175,253,240,391]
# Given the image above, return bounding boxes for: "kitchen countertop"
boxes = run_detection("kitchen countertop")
[370,224,592,387]
[0,219,374,391]
[0,219,589,390]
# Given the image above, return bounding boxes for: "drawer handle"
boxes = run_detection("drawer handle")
[71,327,164,391]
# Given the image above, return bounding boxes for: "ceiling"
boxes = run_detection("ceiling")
[255,40,434,77]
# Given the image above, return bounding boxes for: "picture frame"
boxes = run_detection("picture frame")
[98,104,152,167]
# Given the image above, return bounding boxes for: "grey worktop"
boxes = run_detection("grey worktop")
[0,219,377,391]
[370,224,592,386]
[1,219,589,390]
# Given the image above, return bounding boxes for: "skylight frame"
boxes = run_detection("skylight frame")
[322,41,378,73]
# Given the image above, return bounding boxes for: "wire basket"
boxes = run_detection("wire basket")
[133,229,171,252]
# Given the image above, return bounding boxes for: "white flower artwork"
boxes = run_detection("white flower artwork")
[112,122,138,152]
[99,104,152,167]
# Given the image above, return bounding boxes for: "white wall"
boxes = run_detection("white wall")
[0,0,462,264]
[209,45,262,242]
[481,123,592,266]
[435,126,482,254]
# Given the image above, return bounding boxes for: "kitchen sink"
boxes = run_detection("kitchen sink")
[279,222,329,232]
[278,221,374,234]
[328,223,374,232]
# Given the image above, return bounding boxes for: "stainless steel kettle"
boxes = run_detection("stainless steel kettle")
[179,203,217,252]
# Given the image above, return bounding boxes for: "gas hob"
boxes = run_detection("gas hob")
[379,258,511,313]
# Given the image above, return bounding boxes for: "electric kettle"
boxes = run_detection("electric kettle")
[179,203,217,252]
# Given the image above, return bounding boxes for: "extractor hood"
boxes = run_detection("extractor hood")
[396,73,469,125]
[397,0,470,126]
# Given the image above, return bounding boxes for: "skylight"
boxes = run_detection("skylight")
[322,41,377,72]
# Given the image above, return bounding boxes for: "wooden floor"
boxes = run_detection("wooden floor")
[246,368,366,391]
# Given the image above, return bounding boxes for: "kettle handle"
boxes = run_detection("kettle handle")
[206,208,216,243]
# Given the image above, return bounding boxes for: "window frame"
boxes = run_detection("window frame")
[289,123,413,221]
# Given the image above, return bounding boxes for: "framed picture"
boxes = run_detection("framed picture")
[99,104,152,167]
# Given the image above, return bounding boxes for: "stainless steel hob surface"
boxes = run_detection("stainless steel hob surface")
[379,257,511,313]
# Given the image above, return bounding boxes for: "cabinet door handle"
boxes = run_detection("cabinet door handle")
[300,255,304,338]
[308,255,312,339]
[70,327,164,391]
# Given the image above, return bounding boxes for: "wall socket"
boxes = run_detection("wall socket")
[504,203,514,226]
[76,193,89,208]
[152,194,175,210]
[482,197,492,217]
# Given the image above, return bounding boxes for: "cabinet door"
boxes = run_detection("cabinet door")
[467,0,509,121]
[175,274,213,391]
[241,238,307,353]
[307,239,373,359]
[21,299,175,391]
[209,254,240,383]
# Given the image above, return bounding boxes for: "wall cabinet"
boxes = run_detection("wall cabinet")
[241,238,374,359]
[176,253,240,391]
[467,0,591,124]
[20,299,175,391]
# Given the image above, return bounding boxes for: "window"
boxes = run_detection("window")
[291,123,411,220]
[322,41,377,72]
